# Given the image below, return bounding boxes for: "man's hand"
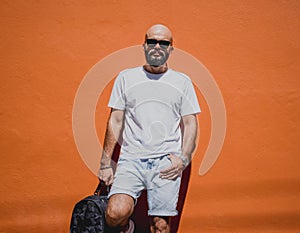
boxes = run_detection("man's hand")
[98,167,114,186]
[159,154,185,180]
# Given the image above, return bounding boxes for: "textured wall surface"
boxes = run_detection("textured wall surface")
[0,0,299,232]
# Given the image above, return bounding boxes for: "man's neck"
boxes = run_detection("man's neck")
[143,64,168,74]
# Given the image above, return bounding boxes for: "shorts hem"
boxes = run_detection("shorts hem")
[148,210,178,216]
[108,190,138,204]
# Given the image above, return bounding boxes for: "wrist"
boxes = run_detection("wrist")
[100,165,112,170]
[100,155,111,167]
[178,154,189,168]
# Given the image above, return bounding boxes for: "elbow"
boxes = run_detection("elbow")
[109,117,123,129]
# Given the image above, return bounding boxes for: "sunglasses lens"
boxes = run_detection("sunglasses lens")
[146,39,171,48]
[146,39,157,46]
[159,41,171,47]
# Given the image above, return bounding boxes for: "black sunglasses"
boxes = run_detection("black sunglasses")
[145,39,171,49]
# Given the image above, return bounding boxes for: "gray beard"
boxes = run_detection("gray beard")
[145,52,169,67]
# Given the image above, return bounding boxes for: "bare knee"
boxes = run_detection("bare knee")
[106,194,134,227]
[150,216,170,233]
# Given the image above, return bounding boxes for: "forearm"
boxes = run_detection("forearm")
[181,115,198,163]
[100,110,124,166]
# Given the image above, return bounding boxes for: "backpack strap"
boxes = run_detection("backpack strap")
[94,180,111,196]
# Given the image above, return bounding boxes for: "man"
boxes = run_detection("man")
[98,24,200,233]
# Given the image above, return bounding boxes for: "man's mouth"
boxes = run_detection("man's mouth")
[150,50,164,57]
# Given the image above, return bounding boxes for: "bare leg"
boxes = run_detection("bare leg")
[150,216,170,233]
[106,194,135,228]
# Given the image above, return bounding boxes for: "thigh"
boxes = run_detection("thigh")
[108,156,145,201]
[147,156,181,216]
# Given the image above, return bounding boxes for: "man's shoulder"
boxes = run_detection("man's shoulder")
[168,69,192,82]
[119,66,142,76]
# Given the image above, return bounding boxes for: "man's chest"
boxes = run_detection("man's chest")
[124,81,182,110]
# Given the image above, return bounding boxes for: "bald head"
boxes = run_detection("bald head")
[145,24,173,44]
[143,24,173,71]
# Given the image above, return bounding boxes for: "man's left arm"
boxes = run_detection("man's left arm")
[160,114,198,180]
[181,114,198,166]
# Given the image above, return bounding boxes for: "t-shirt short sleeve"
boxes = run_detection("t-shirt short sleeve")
[180,79,201,116]
[108,73,125,110]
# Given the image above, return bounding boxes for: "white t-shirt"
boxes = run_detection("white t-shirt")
[108,66,201,158]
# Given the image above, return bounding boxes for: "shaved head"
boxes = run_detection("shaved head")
[145,24,173,44]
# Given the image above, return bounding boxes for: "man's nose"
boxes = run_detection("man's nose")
[154,42,161,49]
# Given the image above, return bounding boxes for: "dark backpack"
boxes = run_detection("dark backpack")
[70,181,110,233]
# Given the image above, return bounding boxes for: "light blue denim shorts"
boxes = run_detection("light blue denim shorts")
[108,154,181,216]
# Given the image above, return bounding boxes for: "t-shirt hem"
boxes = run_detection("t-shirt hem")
[181,110,201,117]
[119,152,180,159]
[108,104,125,110]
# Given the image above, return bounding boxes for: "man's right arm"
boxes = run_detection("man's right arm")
[98,108,124,185]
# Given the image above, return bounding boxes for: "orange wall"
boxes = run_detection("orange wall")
[0,1,299,232]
